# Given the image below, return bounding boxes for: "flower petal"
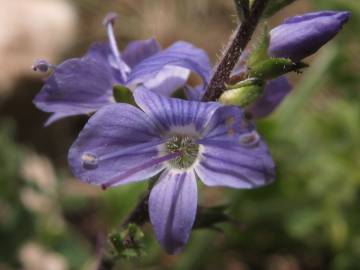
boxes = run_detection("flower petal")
[196,106,275,188]
[184,85,205,101]
[127,41,212,87]
[201,106,245,140]
[196,140,275,189]
[140,65,190,96]
[149,170,197,254]
[133,88,220,132]
[122,38,161,68]
[33,57,114,124]
[86,42,127,84]
[248,76,292,118]
[68,103,166,186]
[84,42,111,64]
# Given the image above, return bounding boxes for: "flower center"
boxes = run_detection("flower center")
[165,135,199,169]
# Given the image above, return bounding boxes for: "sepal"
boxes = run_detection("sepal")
[113,85,135,104]
[247,25,270,68]
[220,78,264,107]
[249,58,308,80]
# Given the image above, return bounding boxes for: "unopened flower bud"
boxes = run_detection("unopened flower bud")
[269,11,350,61]
[220,80,264,107]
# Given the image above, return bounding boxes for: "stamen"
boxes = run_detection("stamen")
[239,130,260,146]
[103,12,130,81]
[32,59,56,73]
[166,135,200,169]
[101,151,181,190]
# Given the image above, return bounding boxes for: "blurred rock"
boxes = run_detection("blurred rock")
[20,152,65,231]
[0,0,77,95]
[19,242,68,270]
[21,152,57,194]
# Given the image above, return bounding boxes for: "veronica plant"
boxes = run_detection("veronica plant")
[32,0,351,263]
[68,88,274,253]
[33,13,211,125]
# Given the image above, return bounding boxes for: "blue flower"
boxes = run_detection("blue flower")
[33,13,211,125]
[68,89,275,253]
[269,11,350,61]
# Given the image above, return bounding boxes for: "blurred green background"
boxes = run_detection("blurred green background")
[0,0,359,269]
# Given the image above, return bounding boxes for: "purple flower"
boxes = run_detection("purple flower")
[33,13,211,125]
[248,76,292,118]
[269,11,350,61]
[68,89,275,253]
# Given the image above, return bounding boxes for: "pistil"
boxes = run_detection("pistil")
[103,12,131,81]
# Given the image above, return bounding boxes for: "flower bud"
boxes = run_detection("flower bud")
[220,80,264,107]
[269,11,350,61]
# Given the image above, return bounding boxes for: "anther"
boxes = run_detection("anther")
[32,59,55,73]
[166,135,199,169]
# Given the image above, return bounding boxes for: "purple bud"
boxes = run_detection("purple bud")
[32,59,53,72]
[269,11,350,61]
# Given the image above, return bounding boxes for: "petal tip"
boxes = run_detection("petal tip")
[336,11,351,24]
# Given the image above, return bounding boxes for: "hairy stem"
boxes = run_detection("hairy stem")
[202,0,269,101]
[120,191,150,228]
[234,0,250,20]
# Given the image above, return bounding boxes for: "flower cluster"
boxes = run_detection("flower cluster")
[33,9,349,254]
